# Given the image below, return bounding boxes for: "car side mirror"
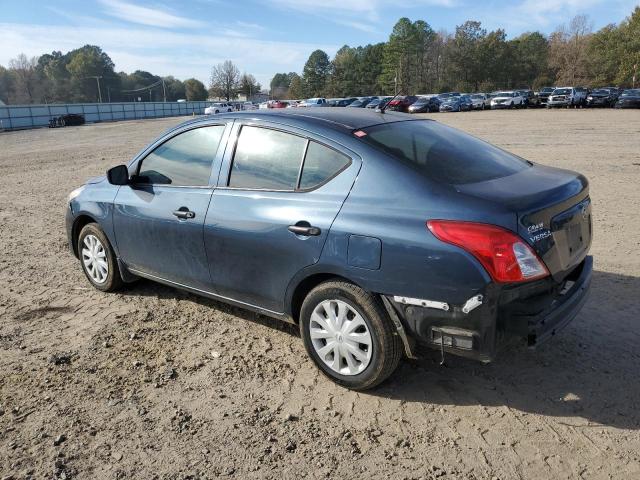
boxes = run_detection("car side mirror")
[107,165,129,185]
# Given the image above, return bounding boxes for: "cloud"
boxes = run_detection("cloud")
[98,0,205,28]
[266,0,457,35]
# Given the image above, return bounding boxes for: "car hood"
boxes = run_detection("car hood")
[86,175,107,185]
[492,96,512,101]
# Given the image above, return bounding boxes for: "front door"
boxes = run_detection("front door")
[204,122,360,313]
[113,124,228,290]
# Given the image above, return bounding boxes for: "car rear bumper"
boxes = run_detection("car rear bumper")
[385,256,592,362]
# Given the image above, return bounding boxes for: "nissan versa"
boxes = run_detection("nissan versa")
[66,109,592,390]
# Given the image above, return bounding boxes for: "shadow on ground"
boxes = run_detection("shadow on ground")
[121,269,639,430]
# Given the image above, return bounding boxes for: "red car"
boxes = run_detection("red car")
[269,100,288,109]
[386,95,419,112]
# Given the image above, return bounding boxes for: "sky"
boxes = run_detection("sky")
[1,0,638,89]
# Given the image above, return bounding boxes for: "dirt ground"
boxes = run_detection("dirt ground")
[1,109,639,480]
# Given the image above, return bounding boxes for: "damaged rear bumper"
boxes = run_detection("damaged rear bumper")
[384,256,593,362]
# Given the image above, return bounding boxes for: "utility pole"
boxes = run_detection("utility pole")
[86,76,103,103]
[162,78,167,102]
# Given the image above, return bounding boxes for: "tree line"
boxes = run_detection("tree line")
[0,45,210,105]
[271,7,640,99]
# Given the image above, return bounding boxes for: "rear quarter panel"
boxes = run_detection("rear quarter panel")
[294,142,517,307]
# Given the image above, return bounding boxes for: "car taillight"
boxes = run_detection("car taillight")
[427,220,549,283]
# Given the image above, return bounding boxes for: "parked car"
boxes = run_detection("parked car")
[537,87,555,106]
[439,95,473,112]
[546,87,585,108]
[49,113,85,128]
[270,100,288,109]
[408,96,441,113]
[366,97,391,109]
[300,98,328,107]
[347,97,374,108]
[614,89,640,108]
[469,93,489,110]
[66,109,593,390]
[586,88,618,108]
[517,90,539,107]
[242,102,258,111]
[490,91,525,109]
[205,103,233,114]
[386,95,419,112]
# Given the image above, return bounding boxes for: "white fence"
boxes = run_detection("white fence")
[0,101,210,130]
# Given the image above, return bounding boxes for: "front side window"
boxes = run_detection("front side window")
[228,126,306,190]
[299,142,351,190]
[138,126,225,186]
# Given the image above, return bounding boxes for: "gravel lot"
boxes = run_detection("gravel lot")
[1,109,639,480]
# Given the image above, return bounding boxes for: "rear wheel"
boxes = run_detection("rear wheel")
[300,281,402,390]
[78,223,123,292]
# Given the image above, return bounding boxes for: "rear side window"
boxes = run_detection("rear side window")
[359,120,529,185]
[138,126,225,186]
[228,126,306,190]
[299,142,351,190]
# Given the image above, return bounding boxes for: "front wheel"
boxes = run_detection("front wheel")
[78,223,123,292]
[300,281,402,390]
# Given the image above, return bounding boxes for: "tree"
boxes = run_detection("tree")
[549,15,592,86]
[302,50,330,96]
[209,60,240,100]
[510,32,550,88]
[238,73,261,99]
[287,73,305,99]
[270,72,296,97]
[163,76,186,101]
[381,18,437,94]
[65,45,118,102]
[8,54,40,103]
[0,66,13,104]
[448,21,487,91]
[184,78,207,101]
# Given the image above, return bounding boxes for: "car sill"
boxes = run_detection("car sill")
[127,268,290,322]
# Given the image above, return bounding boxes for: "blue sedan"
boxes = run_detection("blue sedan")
[66,109,592,389]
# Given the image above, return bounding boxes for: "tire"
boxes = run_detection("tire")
[510,102,514,109]
[77,223,123,292]
[300,281,402,390]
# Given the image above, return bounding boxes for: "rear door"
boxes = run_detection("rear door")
[113,122,230,290]
[204,121,361,313]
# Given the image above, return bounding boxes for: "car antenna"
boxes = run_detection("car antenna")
[379,88,403,114]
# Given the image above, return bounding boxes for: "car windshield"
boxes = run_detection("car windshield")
[413,99,428,104]
[621,89,639,96]
[471,94,484,99]
[358,120,529,185]
[592,89,608,94]
[541,87,554,93]
[553,89,571,95]
[495,92,512,97]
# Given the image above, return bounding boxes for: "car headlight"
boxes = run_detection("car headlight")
[68,185,85,202]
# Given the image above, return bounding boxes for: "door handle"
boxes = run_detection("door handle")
[173,207,196,220]
[288,222,321,236]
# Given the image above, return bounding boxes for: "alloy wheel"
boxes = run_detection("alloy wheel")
[81,234,108,284]
[309,299,373,376]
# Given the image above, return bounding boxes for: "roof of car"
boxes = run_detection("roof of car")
[174,107,419,133]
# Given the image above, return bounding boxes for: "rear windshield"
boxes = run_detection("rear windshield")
[358,120,529,185]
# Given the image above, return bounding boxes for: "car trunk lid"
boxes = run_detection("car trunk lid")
[456,164,592,281]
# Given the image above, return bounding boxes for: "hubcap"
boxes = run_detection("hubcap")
[309,299,373,376]
[81,234,108,284]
